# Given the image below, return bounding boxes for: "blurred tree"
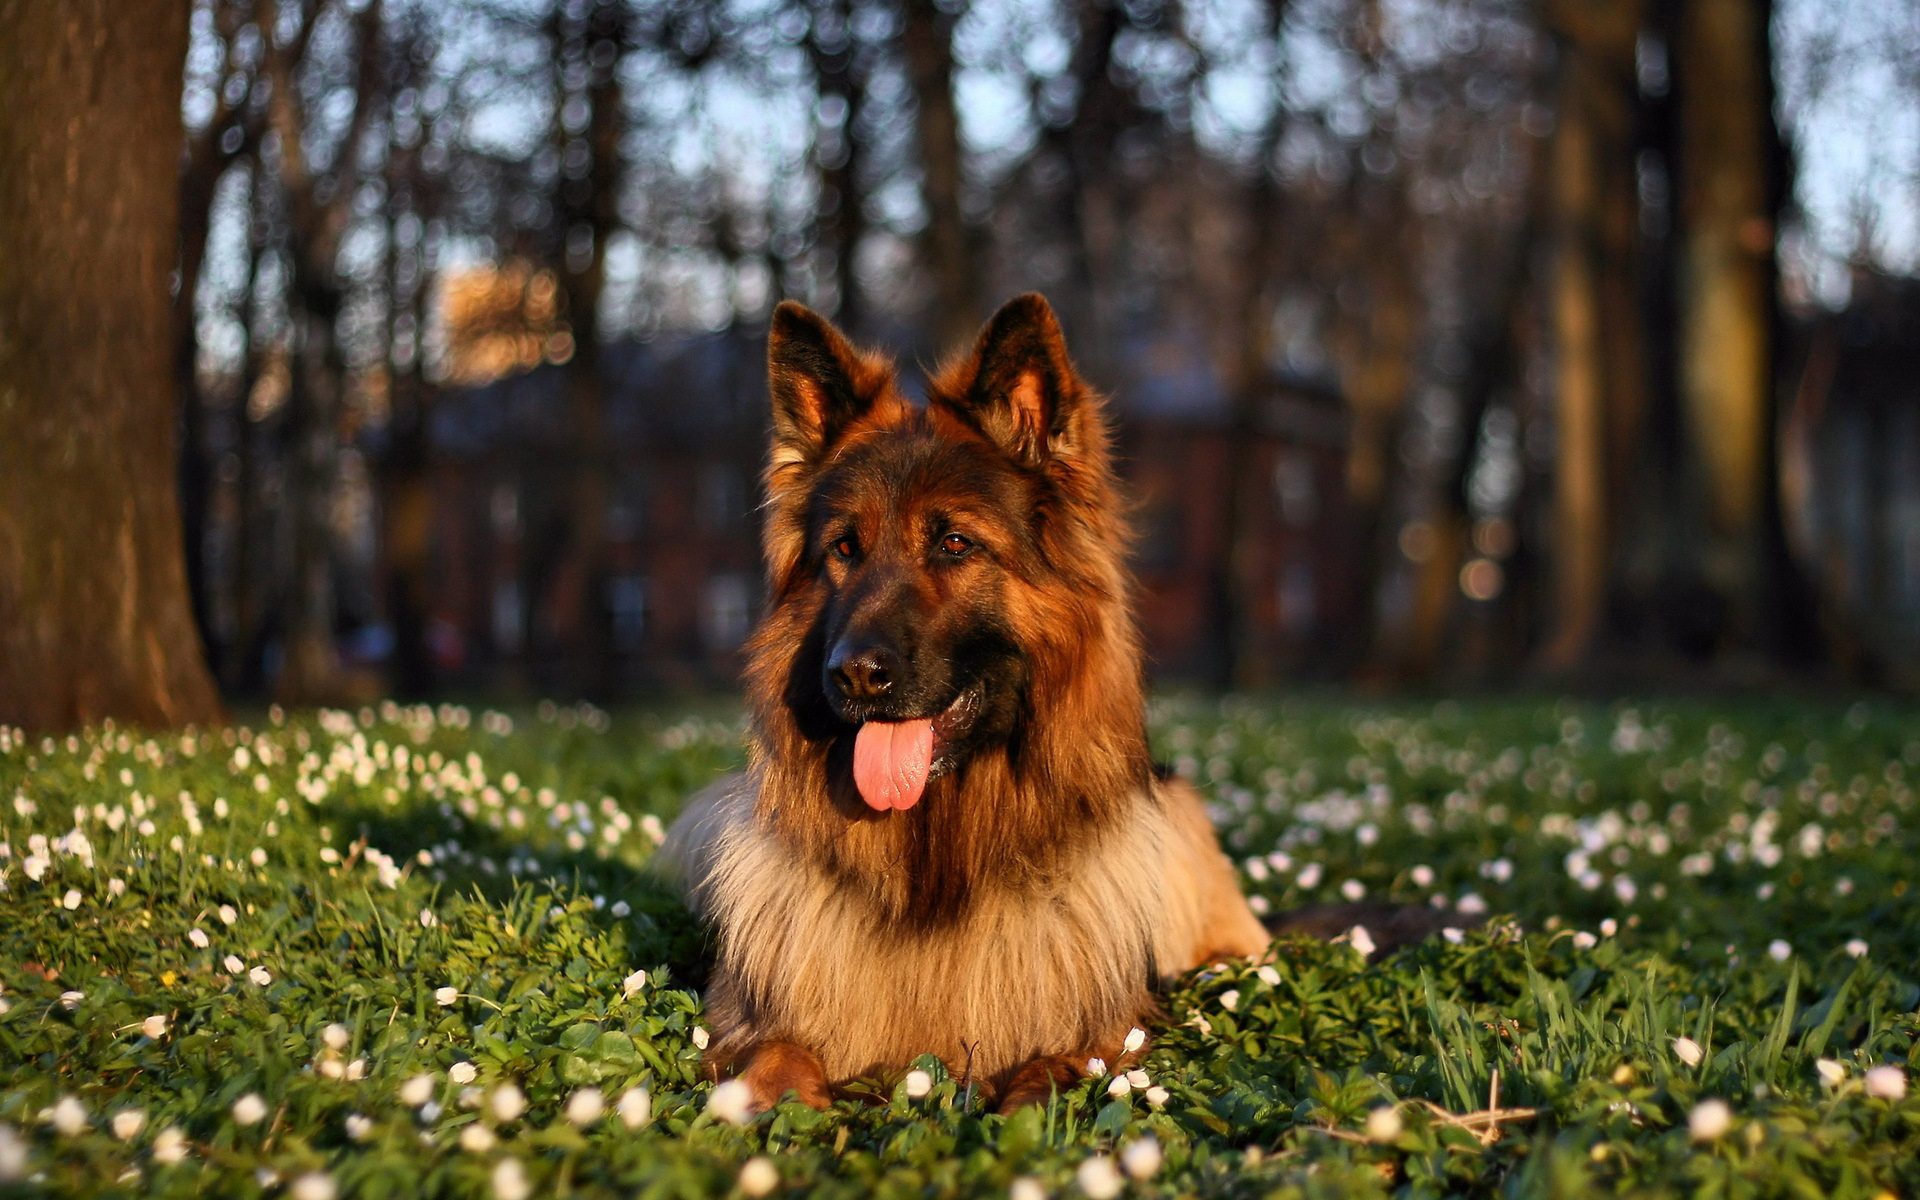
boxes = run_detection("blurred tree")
[903,0,980,348]
[0,0,223,731]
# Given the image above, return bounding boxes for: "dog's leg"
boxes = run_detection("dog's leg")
[730,1041,833,1113]
[995,1054,1090,1113]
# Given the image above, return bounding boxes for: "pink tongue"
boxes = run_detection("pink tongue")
[851,719,935,811]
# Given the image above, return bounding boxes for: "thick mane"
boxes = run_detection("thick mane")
[741,391,1153,927]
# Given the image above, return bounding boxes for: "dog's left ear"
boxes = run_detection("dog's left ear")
[932,293,1094,468]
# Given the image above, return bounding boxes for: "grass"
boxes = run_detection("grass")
[0,694,1916,1199]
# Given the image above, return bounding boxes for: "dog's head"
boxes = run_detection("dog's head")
[749,294,1141,819]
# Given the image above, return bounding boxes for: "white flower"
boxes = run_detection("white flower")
[492,1157,532,1200]
[322,1023,350,1051]
[1295,862,1323,889]
[61,889,82,911]
[1340,879,1366,901]
[610,900,631,918]
[248,966,271,987]
[1255,965,1281,986]
[1599,918,1618,938]
[1349,925,1377,960]
[1009,1177,1046,1200]
[1123,1027,1146,1054]
[346,1058,365,1081]
[419,909,438,929]
[448,1062,477,1085]
[565,1088,604,1125]
[622,970,648,997]
[399,1074,436,1107]
[1864,1065,1907,1100]
[1442,927,1465,944]
[1816,1059,1846,1088]
[435,986,459,1007]
[1572,932,1598,950]
[1218,990,1240,1012]
[1365,1106,1403,1142]
[1845,939,1869,958]
[1688,1098,1733,1141]
[1075,1155,1123,1200]
[706,1079,754,1124]
[691,1026,710,1051]
[1085,1058,1107,1077]
[1410,865,1435,888]
[1126,1069,1149,1089]
[1673,1037,1704,1068]
[232,1093,268,1126]
[616,1087,652,1130]
[1457,893,1488,915]
[739,1156,780,1197]
[904,1070,933,1099]
[1120,1136,1162,1180]
[110,1109,145,1140]
[50,1097,87,1136]
[152,1126,188,1164]
[290,1171,336,1200]
[223,955,245,974]
[1768,940,1792,962]
[59,990,85,1010]
[489,1084,526,1123]
[1106,1074,1131,1099]
[1144,1085,1170,1108]
[250,848,268,867]
[142,1014,168,1039]
[188,928,210,948]
[459,1125,496,1152]
[108,878,127,897]
[218,905,238,926]
[345,1113,373,1140]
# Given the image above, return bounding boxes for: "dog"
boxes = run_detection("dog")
[658,293,1271,1114]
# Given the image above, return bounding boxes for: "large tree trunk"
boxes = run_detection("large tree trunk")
[1674,0,1776,652]
[902,0,979,351]
[0,0,223,732]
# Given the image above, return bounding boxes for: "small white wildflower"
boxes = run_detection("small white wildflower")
[1126,1069,1150,1088]
[223,955,244,974]
[107,877,127,897]
[1085,1057,1107,1077]
[59,990,85,1010]
[419,908,438,928]
[459,1125,496,1152]
[1573,931,1598,950]
[345,1113,373,1140]
[231,1093,268,1126]
[738,1156,780,1197]
[435,986,458,1007]
[1144,1085,1170,1108]
[400,1074,436,1107]
[1688,1098,1734,1141]
[489,1084,526,1123]
[1673,1037,1704,1068]
[345,1058,366,1081]
[61,888,82,911]
[50,1098,88,1137]
[1816,1059,1846,1089]
[1218,989,1240,1012]
[319,1058,346,1080]
[1349,926,1377,960]
[1075,1154,1123,1200]
[706,1079,754,1125]
[622,970,648,997]
[492,1157,532,1200]
[250,848,268,867]
[1864,1065,1907,1100]
[1365,1105,1403,1142]
[1340,879,1365,901]
[1255,965,1281,986]
[141,1014,168,1039]
[188,928,210,948]
[1457,893,1489,915]
[904,1070,933,1099]
[1120,1136,1163,1180]
[448,1062,477,1085]
[1845,939,1869,958]
[691,1026,710,1050]
[1442,927,1465,944]
[1599,918,1618,938]
[151,1126,188,1165]
[564,1088,604,1126]
[248,966,271,987]
[616,1087,652,1129]
[1768,940,1792,962]
[290,1171,336,1200]
[1106,1074,1131,1099]
[1295,862,1323,889]
[322,1023,350,1051]
[1410,865,1435,888]
[218,905,238,926]
[1009,1177,1047,1200]
[1123,1027,1146,1054]
[610,900,631,918]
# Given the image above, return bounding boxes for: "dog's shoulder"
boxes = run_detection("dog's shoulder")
[652,771,758,914]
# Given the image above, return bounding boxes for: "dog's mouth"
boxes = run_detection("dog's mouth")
[848,686,981,812]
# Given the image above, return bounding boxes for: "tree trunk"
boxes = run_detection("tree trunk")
[1674,0,1774,650]
[0,0,223,731]
[902,0,979,351]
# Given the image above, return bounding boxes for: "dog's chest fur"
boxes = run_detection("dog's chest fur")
[685,778,1175,1083]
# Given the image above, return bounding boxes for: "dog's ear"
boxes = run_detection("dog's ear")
[932,293,1093,468]
[767,301,889,467]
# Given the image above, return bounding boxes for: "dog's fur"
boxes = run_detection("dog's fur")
[658,293,1268,1113]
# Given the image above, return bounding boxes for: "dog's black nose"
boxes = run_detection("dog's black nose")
[828,641,899,701]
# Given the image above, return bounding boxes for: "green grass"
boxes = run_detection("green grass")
[1,695,1916,1198]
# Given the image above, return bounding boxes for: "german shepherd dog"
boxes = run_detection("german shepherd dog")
[660,293,1270,1113]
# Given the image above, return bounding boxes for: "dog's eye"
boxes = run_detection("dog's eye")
[832,536,858,561]
[940,533,974,557]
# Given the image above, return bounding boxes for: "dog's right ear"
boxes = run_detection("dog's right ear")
[767,301,890,471]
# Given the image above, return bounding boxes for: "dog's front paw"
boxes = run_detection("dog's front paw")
[736,1041,833,1112]
[995,1054,1086,1113]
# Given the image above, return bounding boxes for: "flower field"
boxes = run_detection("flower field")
[1,696,1916,1198]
